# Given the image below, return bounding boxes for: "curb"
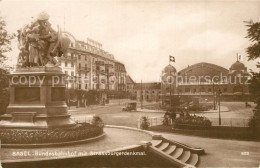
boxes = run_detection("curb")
[1,126,149,164]
[105,125,155,137]
[105,125,204,154]
[1,133,106,148]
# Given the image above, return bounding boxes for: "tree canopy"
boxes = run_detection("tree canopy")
[246,21,260,98]
[245,21,260,136]
[0,16,14,67]
[245,21,260,67]
[0,16,14,114]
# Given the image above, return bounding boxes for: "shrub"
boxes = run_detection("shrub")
[174,115,212,128]
[0,68,9,115]
[163,111,176,126]
[248,101,260,137]
[162,115,170,126]
[140,116,150,130]
[188,104,201,111]
[0,124,103,144]
[91,115,104,128]
[0,88,9,115]
[248,72,260,138]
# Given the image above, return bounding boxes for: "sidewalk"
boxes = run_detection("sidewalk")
[68,103,122,113]
[136,106,229,114]
[157,131,260,167]
[197,105,230,113]
[136,108,165,113]
[68,105,108,113]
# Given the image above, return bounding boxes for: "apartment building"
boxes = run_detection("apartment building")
[60,32,127,92]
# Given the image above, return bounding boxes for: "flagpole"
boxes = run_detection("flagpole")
[169,55,172,108]
[169,55,175,108]
[170,70,172,108]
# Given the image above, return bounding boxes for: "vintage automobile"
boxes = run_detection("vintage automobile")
[122,102,137,112]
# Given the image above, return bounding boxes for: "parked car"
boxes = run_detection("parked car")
[122,102,137,112]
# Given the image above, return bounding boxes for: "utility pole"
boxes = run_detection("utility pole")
[141,80,143,109]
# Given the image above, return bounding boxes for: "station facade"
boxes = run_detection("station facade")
[134,59,251,102]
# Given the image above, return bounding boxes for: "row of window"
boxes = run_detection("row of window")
[78,84,92,90]
[134,87,232,94]
[77,53,114,65]
[115,64,125,71]
[78,54,89,61]
[78,84,113,90]
[140,95,161,100]
[78,63,89,69]
[64,71,74,76]
[65,61,74,68]
[136,90,161,94]
[181,87,228,93]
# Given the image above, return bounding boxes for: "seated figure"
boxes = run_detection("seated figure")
[17,11,70,67]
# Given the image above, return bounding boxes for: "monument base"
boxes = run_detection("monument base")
[0,66,76,129]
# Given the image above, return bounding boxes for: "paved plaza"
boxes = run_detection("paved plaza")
[68,100,260,167]
[1,127,152,161]
[70,100,255,127]
[160,132,260,167]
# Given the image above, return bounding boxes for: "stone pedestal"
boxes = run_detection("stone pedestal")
[0,66,76,129]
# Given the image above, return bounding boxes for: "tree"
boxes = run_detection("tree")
[0,16,14,67]
[165,96,181,112]
[248,72,260,136]
[245,21,260,137]
[0,68,9,115]
[0,16,14,114]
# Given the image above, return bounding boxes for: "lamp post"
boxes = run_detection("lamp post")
[212,82,216,110]
[218,88,222,125]
[212,78,219,110]
[65,76,70,110]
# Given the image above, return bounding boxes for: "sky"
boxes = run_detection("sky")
[0,0,260,82]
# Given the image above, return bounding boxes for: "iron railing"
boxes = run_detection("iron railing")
[138,116,250,128]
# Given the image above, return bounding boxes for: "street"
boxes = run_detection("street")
[70,102,164,127]
[70,101,255,127]
[70,101,260,167]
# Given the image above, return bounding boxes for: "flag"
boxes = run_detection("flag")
[237,53,243,62]
[239,55,243,61]
[169,55,175,62]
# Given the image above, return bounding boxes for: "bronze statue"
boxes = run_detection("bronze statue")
[17,11,71,67]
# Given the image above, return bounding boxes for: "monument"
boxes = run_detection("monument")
[0,12,103,145]
[0,66,76,128]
